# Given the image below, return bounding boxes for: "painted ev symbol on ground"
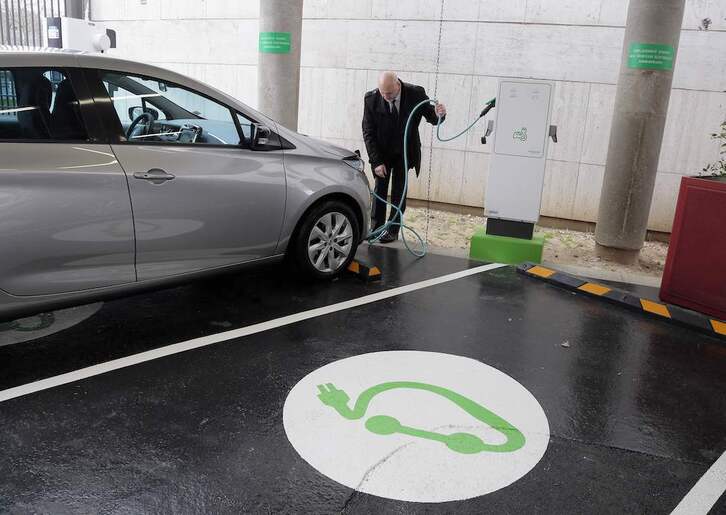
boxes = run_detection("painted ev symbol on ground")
[317,381,526,454]
[283,351,550,503]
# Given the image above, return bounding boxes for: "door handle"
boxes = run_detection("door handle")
[133,168,175,183]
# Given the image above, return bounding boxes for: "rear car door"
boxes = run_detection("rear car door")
[86,69,287,281]
[0,66,135,296]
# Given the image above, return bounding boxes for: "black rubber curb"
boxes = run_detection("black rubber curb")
[517,262,726,341]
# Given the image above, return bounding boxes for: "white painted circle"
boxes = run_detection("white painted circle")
[283,351,549,503]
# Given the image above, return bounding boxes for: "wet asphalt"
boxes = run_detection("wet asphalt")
[1,246,725,513]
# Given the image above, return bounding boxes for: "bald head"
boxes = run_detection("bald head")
[378,71,401,102]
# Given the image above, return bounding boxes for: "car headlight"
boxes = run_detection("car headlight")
[343,155,365,174]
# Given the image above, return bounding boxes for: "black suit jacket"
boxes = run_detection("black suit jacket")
[362,81,444,176]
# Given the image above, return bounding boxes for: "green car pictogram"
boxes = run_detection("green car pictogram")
[317,382,525,454]
[513,127,528,142]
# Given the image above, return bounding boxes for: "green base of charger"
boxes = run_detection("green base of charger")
[469,227,545,265]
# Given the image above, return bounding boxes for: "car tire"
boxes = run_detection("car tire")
[292,200,360,279]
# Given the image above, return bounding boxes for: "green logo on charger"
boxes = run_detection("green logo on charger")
[513,127,528,142]
[317,381,526,454]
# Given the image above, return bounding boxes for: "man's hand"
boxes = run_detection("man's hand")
[435,102,447,118]
[374,164,387,178]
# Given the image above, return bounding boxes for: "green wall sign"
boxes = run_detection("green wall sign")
[259,32,291,54]
[628,43,675,71]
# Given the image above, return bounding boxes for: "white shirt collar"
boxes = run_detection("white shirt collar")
[387,87,401,109]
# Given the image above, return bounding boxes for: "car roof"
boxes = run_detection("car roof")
[0,47,193,82]
[0,47,278,127]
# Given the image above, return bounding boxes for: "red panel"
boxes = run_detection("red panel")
[660,177,726,320]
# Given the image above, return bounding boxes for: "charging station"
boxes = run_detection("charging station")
[43,17,116,53]
[470,79,557,264]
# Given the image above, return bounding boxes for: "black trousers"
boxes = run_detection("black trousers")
[372,157,408,235]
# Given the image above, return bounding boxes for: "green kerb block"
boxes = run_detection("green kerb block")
[469,227,545,265]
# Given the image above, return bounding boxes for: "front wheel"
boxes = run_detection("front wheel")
[292,201,360,279]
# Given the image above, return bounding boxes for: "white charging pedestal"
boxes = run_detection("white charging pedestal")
[470,79,557,264]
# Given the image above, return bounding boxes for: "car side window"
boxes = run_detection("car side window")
[103,81,168,123]
[0,68,88,141]
[100,71,242,146]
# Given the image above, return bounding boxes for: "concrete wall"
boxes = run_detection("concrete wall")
[91,0,726,232]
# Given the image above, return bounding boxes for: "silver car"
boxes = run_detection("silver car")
[0,49,371,321]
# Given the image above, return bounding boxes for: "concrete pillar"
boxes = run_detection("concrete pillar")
[257,0,304,131]
[594,0,685,264]
[65,0,85,19]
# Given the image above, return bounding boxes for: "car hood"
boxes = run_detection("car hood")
[276,123,359,159]
[303,135,358,159]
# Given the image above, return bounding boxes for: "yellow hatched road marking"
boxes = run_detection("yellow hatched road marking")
[527,266,555,278]
[641,299,671,318]
[579,283,611,296]
[711,320,726,335]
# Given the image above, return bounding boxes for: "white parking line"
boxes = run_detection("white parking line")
[671,451,726,515]
[0,263,506,403]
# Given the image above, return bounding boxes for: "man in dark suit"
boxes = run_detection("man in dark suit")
[362,71,447,243]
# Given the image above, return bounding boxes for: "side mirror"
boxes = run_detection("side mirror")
[253,123,271,147]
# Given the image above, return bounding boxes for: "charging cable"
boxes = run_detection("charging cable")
[367,97,496,257]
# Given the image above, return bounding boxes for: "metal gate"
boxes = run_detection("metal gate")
[0,0,84,47]
[0,69,15,116]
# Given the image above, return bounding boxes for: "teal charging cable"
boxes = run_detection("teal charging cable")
[367,97,496,257]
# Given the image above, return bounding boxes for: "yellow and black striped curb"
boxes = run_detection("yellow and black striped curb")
[517,262,726,341]
[347,260,382,283]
